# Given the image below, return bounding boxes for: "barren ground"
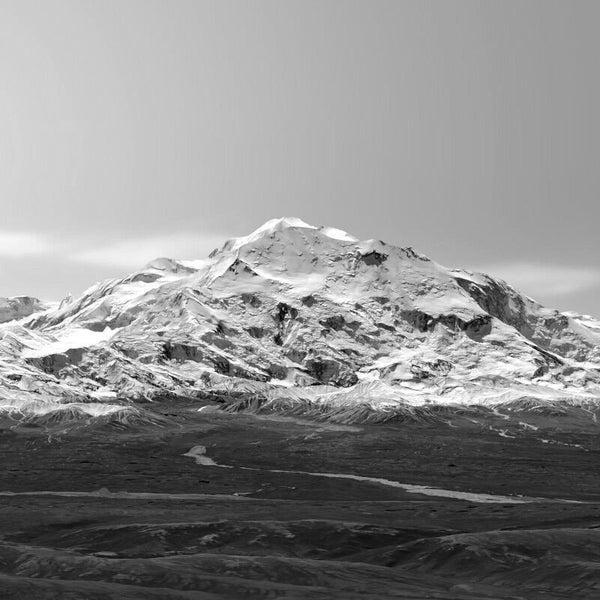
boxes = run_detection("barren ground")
[1,399,599,599]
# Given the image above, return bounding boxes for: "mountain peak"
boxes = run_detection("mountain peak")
[255,217,359,244]
[219,217,359,258]
[255,216,317,233]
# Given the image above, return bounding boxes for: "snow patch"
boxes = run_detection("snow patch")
[21,327,117,358]
[183,445,231,468]
[320,226,358,242]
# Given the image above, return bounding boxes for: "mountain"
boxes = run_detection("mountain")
[0,296,52,324]
[1,217,599,423]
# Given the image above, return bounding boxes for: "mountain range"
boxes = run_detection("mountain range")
[1,217,599,423]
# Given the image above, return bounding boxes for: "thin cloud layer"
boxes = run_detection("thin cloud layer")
[70,233,230,269]
[0,230,231,270]
[0,231,58,258]
[475,262,600,299]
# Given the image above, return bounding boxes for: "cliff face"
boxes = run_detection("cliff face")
[0,218,599,421]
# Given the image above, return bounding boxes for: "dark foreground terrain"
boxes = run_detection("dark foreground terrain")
[1,399,599,599]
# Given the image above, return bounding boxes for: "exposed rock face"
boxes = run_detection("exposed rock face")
[162,342,203,363]
[27,348,84,376]
[453,274,595,359]
[0,217,599,418]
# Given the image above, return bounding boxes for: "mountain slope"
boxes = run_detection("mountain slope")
[1,217,599,421]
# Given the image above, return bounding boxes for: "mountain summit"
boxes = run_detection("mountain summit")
[1,218,599,422]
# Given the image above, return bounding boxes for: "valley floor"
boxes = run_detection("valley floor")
[1,400,599,599]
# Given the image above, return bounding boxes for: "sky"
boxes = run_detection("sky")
[1,0,599,316]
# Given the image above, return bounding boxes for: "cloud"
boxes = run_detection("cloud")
[0,231,58,258]
[70,232,230,269]
[0,229,233,271]
[473,262,600,298]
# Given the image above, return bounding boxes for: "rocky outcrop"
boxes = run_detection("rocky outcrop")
[359,250,388,266]
[27,348,84,376]
[304,358,358,387]
[399,309,492,339]
[162,342,204,363]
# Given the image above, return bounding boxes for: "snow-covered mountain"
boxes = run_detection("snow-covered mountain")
[1,217,599,422]
[0,296,52,324]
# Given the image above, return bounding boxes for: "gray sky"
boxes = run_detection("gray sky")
[1,0,599,316]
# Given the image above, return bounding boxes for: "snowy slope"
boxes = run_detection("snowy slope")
[1,217,599,421]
